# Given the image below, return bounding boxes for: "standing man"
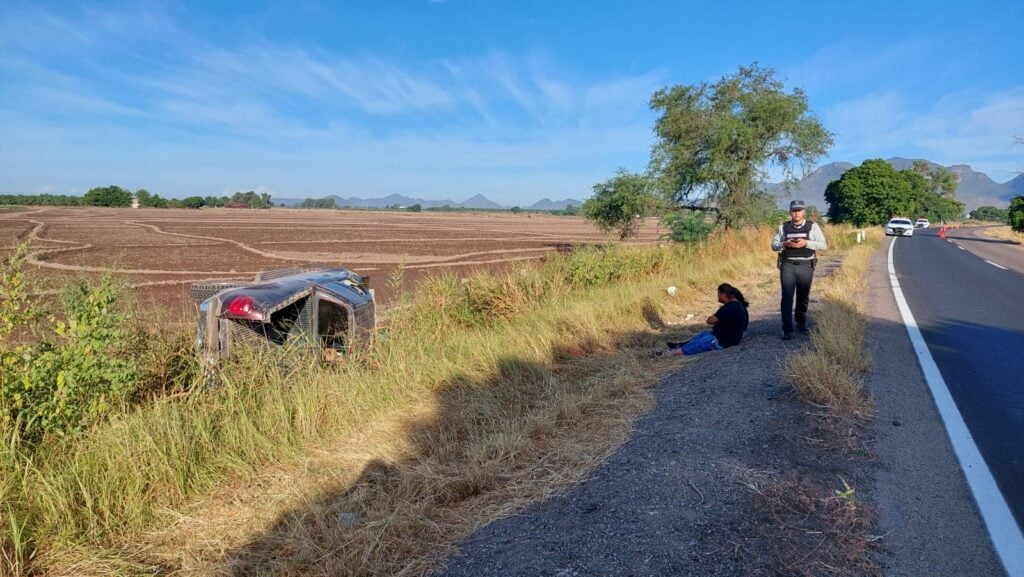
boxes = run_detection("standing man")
[771,200,828,340]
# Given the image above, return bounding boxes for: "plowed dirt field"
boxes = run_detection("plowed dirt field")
[1,207,661,314]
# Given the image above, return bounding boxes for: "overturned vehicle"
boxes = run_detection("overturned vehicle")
[192,265,376,363]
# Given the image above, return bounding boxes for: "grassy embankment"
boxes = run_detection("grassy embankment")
[979,224,1024,244]
[763,230,882,577]
[783,230,880,417]
[1,225,863,576]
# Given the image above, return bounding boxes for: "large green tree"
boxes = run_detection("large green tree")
[648,64,832,227]
[911,160,959,198]
[83,185,132,207]
[582,169,662,239]
[825,159,964,225]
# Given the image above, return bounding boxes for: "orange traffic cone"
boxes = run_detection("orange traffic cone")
[938,225,946,239]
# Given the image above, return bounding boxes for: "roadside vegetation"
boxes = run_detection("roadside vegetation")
[980,225,1024,244]
[0,223,868,576]
[1011,195,1024,233]
[755,229,882,577]
[0,62,888,576]
[783,231,879,417]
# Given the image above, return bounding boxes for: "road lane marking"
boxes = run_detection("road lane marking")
[957,246,965,250]
[887,238,1024,576]
[985,260,1009,270]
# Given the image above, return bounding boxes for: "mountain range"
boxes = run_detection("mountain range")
[274,158,1020,213]
[275,194,584,211]
[767,157,1023,211]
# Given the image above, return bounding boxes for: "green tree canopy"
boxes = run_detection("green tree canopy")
[648,63,832,227]
[969,206,1009,222]
[912,160,959,198]
[0,194,81,206]
[1009,196,1024,233]
[229,190,272,208]
[83,185,132,207]
[299,197,337,209]
[825,159,965,225]
[181,196,206,209]
[582,169,661,239]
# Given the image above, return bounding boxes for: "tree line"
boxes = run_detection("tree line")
[0,186,272,209]
[824,159,964,225]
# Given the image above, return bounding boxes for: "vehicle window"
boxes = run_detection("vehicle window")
[318,299,350,350]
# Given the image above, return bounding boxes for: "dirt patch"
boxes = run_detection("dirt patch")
[6,207,662,309]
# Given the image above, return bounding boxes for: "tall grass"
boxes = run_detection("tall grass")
[1,225,856,575]
[783,229,878,415]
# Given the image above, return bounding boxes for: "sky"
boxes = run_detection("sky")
[1,1,1022,206]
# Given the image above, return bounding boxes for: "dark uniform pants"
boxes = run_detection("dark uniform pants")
[780,260,814,333]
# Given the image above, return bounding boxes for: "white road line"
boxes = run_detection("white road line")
[958,246,966,251]
[887,238,1024,576]
[986,260,1009,270]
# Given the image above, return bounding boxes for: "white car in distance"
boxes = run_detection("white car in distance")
[886,218,915,237]
[915,218,930,229]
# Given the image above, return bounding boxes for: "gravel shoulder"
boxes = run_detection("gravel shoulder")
[434,244,1007,577]
[862,238,1005,577]
[437,277,865,576]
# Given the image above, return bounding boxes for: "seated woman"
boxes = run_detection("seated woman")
[659,283,749,357]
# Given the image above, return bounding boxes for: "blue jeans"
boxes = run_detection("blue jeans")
[679,330,722,356]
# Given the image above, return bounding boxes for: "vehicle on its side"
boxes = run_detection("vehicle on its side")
[192,264,376,365]
[915,217,930,229]
[885,217,915,237]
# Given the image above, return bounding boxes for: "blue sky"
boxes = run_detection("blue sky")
[1,1,1022,205]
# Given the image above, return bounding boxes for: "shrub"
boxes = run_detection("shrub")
[662,210,716,243]
[1009,196,1024,233]
[1,254,143,444]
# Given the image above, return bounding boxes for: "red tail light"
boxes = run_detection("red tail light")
[226,295,255,317]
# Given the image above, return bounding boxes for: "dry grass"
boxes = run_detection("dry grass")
[3,225,871,576]
[4,227,785,576]
[743,470,879,577]
[979,225,1024,245]
[783,232,878,418]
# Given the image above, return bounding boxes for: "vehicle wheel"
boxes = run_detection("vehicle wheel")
[190,280,253,303]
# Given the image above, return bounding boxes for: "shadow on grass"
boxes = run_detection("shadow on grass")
[221,335,655,576]
[217,310,805,575]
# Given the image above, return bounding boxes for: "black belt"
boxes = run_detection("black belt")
[783,259,814,265]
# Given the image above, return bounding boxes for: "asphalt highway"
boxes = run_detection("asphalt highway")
[891,226,1024,528]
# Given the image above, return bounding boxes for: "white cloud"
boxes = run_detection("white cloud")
[0,3,663,203]
[824,87,1024,180]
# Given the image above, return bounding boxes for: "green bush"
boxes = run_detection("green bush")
[661,210,716,243]
[1,254,143,444]
[1009,196,1024,233]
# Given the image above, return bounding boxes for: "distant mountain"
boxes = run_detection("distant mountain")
[273,194,503,209]
[331,193,461,209]
[770,158,1021,211]
[458,194,504,209]
[765,163,854,210]
[529,198,584,210]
